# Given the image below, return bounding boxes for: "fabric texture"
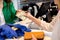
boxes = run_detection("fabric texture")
[2,1,17,24]
[7,24,31,36]
[0,24,18,40]
[40,10,60,32]
[0,24,31,40]
[40,10,60,40]
[52,11,60,40]
[0,9,5,25]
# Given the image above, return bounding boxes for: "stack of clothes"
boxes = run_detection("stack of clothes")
[0,24,31,40]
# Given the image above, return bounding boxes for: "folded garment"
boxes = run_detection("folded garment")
[0,24,31,40]
[7,24,31,36]
[7,24,31,32]
[16,29,24,36]
[0,24,18,39]
[0,36,5,40]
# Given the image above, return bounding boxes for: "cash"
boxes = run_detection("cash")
[16,11,27,20]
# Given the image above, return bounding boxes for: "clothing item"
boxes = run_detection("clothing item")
[8,24,31,32]
[0,24,31,39]
[0,9,5,25]
[28,3,39,17]
[7,24,31,36]
[38,10,60,40]
[0,24,18,39]
[40,10,60,31]
[2,1,17,24]
[52,11,60,40]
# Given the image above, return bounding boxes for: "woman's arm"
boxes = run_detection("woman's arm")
[24,12,41,26]
[24,11,60,32]
[24,12,52,31]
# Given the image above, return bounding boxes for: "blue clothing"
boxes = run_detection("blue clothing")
[0,24,18,40]
[0,24,31,40]
[7,24,31,36]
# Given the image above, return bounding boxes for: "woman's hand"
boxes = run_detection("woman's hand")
[24,12,33,18]
[16,10,22,14]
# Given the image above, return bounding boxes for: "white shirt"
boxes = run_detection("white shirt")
[40,10,60,31]
[0,0,5,25]
[52,11,60,40]
[0,9,5,25]
[41,10,60,40]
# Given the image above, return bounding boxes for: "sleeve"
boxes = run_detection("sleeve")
[40,20,53,32]
[51,11,60,40]
[50,11,60,26]
[40,11,60,32]
[0,9,5,25]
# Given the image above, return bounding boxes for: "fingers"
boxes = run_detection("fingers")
[17,10,22,12]
[31,34,37,40]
